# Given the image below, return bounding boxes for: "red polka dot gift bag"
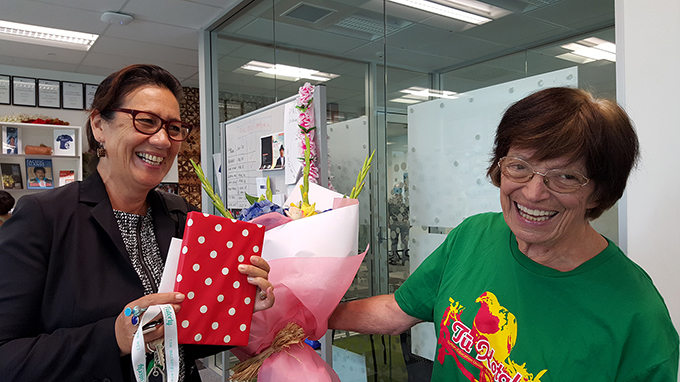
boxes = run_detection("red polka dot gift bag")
[173,211,265,346]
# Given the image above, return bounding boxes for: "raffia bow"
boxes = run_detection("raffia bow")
[230,322,306,381]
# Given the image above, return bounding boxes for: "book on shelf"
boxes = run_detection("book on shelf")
[53,129,76,156]
[58,170,76,187]
[26,158,54,190]
[1,163,23,189]
[2,126,22,155]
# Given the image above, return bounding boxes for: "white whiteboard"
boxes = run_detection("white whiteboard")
[222,85,327,209]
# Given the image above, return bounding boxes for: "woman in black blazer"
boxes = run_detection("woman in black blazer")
[0,64,275,382]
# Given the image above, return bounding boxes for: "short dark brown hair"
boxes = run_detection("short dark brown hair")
[85,64,184,168]
[486,87,639,219]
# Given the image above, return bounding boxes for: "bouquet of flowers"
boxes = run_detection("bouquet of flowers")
[190,83,374,382]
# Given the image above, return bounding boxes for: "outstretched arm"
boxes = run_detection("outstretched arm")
[329,294,421,336]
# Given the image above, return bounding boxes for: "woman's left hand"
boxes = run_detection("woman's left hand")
[238,256,275,312]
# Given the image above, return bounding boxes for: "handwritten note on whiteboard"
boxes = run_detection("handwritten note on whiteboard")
[226,115,272,208]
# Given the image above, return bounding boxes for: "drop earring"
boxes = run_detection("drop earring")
[96,142,107,158]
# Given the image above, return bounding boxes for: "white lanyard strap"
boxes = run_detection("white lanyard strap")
[132,304,180,382]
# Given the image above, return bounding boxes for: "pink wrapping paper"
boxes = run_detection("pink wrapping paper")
[231,184,366,382]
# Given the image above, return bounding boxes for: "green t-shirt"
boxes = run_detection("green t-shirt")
[395,212,678,382]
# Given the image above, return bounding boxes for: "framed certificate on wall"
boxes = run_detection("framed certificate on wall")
[0,75,10,105]
[38,79,61,108]
[85,84,98,110]
[62,81,84,110]
[12,77,36,107]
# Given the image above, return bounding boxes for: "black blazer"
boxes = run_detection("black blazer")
[0,171,224,382]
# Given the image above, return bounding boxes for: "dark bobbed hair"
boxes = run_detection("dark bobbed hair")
[85,64,184,168]
[0,190,15,215]
[486,87,639,219]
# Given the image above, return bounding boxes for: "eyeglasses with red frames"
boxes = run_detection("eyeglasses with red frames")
[498,156,590,193]
[110,108,193,142]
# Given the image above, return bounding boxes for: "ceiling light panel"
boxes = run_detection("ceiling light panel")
[388,0,492,25]
[240,61,339,82]
[559,38,616,62]
[0,20,98,51]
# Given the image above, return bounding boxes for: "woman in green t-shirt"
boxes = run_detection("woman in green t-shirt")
[330,87,678,381]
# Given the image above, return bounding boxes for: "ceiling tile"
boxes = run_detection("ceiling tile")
[121,0,225,30]
[0,40,87,64]
[103,21,199,50]
[4,0,109,34]
[91,36,198,67]
[30,0,128,12]
[0,55,80,73]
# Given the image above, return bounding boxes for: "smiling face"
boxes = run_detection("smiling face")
[500,148,598,250]
[91,85,181,197]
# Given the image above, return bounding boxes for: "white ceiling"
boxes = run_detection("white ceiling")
[0,0,242,87]
[0,0,615,96]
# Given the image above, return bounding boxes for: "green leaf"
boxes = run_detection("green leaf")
[266,176,273,201]
[245,192,259,205]
[190,159,234,219]
[349,150,375,199]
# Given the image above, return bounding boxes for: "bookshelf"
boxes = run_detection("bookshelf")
[1,121,82,201]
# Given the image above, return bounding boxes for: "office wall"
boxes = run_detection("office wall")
[0,64,181,183]
[617,0,680,333]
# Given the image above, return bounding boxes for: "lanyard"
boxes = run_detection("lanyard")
[131,304,180,382]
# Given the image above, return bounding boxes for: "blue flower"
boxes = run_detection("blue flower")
[237,200,285,221]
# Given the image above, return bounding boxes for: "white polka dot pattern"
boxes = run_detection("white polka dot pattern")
[173,211,265,346]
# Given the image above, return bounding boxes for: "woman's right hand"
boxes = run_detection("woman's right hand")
[115,292,185,356]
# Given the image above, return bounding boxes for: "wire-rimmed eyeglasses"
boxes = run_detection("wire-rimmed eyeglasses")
[110,108,193,142]
[498,156,589,193]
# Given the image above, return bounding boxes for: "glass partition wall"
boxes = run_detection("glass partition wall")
[204,1,616,379]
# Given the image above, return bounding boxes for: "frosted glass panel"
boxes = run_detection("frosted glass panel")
[408,67,578,229]
[407,67,578,361]
[328,116,370,226]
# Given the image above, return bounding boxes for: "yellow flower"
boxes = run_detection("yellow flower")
[300,202,317,217]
